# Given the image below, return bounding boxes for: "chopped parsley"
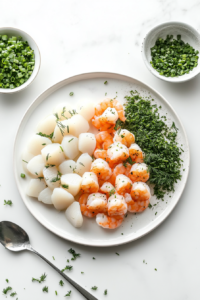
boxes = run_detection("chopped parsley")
[104,81,108,85]
[155,268,157,271]
[32,273,47,283]
[65,290,71,297]
[109,189,115,196]
[37,132,53,139]
[68,248,80,260]
[52,256,55,260]
[4,200,12,206]
[62,184,69,189]
[55,290,58,295]
[59,280,64,286]
[91,286,98,290]
[81,272,84,274]
[93,257,96,260]
[10,292,17,297]
[61,265,73,272]
[69,92,74,96]
[46,153,50,161]
[5,279,9,283]
[115,253,119,256]
[42,286,48,292]
[104,289,108,295]
[3,286,12,294]
[120,91,182,200]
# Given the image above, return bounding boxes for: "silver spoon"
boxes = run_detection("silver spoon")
[0,221,98,300]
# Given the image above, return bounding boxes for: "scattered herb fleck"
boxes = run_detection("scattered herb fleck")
[61,265,73,272]
[91,286,98,291]
[62,184,69,189]
[32,273,47,283]
[59,280,64,286]
[42,286,48,293]
[104,289,108,295]
[4,200,12,206]
[69,92,74,96]
[65,290,72,297]
[10,292,17,297]
[104,81,108,85]
[68,248,80,260]
[115,253,120,256]
[3,286,12,294]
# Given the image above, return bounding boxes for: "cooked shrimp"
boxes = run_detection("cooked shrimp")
[124,193,150,213]
[90,158,112,181]
[129,163,150,182]
[94,149,108,161]
[79,193,97,218]
[109,163,132,185]
[96,213,124,229]
[81,172,99,193]
[87,193,107,213]
[95,98,126,122]
[95,131,113,150]
[131,182,151,202]
[107,142,129,168]
[100,182,115,198]
[114,129,135,147]
[115,174,132,195]
[129,143,144,163]
[92,116,115,133]
[107,193,127,216]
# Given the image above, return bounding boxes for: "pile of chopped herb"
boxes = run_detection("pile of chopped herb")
[150,34,199,77]
[120,91,183,199]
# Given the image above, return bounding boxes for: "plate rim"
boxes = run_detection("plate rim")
[13,71,190,247]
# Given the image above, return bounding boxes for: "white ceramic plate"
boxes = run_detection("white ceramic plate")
[14,72,190,247]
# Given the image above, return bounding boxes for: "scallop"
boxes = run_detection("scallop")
[76,101,95,121]
[43,166,60,190]
[53,102,72,120]
[58,160,76,175]
[52,119,71,143]
[27,135,52,156]
[22,149,34,173]
[51,188,74,210]
[26,179,46,198]
[41,143,65,166]
[65,202,83,228]
[27,155,45,177]
[36,114,57,135]
[61,173,82,196]
[69,115,89,137]
[75,153,92,176]
[61,135,79,160]
[78,133,96,155]
[38,187,53,205]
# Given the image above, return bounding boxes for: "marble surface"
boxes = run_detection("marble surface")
[0,0,200,299]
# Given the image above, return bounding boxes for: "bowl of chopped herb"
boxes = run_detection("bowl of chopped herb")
[142,21,200,82]
[0,27,41,93]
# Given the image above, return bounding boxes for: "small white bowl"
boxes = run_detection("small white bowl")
[142,21,200,83]
[0,27,41,93]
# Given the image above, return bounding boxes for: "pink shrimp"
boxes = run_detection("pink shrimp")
[99,182,115,198]
[86,193,108,214]
[114,129,135,147]
[80,172,99,194]
[109,163,132,185]
[95,131,113,150]
[96,213,124,229]
[124,193,150,213]
[79,193,97,218]
[92,108,118,133]
[107,193,127,216]
[115,174,132,195]
[129,143,144,163]
[95,98,126,122]
[107,142,129,168]
[130,182,151,202]
[90,158,112,181]
[129,163,150,183]
[94,149,108,161]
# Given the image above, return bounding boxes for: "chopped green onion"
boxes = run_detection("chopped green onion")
[21,173,25,178]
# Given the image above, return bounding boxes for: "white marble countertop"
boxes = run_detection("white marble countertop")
[0,0,199,299]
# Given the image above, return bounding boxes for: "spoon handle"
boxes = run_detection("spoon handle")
[27,245,98,300]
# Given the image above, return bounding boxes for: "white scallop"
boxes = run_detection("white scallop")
[36,114,57,135]
[51,188,74,210]
[41,143,65,166]
[65,202,83,228]
[27,135,52,156]
[27,155,45,177]
[61,173,82,196]
[76,101,95,121]
[52,119,71,143]
[26,179,46,198]
[61,135,79,160]
[58,160,76,175]
[38,187,53,205]
[43,166,60,190]
[78,133,96,155]
[75,153,92,176]
[69,114,89,137]
[53,102,72,120]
